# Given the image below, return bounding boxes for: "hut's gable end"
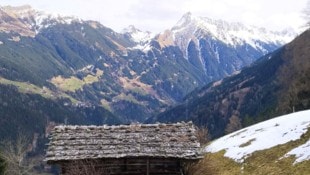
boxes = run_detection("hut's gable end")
[45,122,202,162]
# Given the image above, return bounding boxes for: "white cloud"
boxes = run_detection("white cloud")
[1,0,308,33]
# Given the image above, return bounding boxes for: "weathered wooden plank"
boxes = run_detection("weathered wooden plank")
[46,122,202,163]
[147,158,150,175]
[58,158,186,175]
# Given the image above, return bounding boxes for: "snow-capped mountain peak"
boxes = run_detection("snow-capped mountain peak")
[122,25,153,52]
[122,25,153,45]
[33,13,80,31]
[122,25,141,34]
[154,12,298,81]
[205,110,310,164]
[171,12,297,53]
[0,5,80,37]
[172,12,193,30]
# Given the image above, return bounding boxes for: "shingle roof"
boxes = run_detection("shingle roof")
[45,122,202,163]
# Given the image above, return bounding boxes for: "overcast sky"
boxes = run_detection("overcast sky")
[1,0,308,33]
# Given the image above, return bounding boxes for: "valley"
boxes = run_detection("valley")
[0,3,309,175]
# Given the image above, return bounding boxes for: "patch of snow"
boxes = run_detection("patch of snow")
[232,70,241,76]
[130,43,152,53]
[130,30,152,43]
[77,64,95,73]
[205,110,310,163]
[284,139,310,164]
[97,55,103,61]
[254,42,268,54]
[34,12,80,32]
[214,46,220,63]
[212,80,223,87]
[197,40,207,74]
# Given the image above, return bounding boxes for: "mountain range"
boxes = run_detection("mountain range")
[0,4,309,174]
[151,28,310,138]
[156,12,295,81]
[0,5,298,141]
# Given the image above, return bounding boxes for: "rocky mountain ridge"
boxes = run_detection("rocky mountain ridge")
[155,12,296,81]
[171,12,295,50]
[0,5,80,37]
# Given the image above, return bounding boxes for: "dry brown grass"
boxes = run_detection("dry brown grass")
[50,70,102,92]
[189,128,310,175]
[187,151,241,175]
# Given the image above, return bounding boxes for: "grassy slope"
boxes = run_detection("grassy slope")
[0,76,78,103]
[50,69,103,92]
[190,127,310,175]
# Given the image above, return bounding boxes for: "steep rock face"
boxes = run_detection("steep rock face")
[156,12,296,82]
[152,29,310,139]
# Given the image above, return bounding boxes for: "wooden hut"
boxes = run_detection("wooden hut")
[45,122,202,175]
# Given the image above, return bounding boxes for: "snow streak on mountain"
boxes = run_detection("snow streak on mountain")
[171,12,295,54]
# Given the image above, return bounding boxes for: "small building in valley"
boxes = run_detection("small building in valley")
[45,122,202,175]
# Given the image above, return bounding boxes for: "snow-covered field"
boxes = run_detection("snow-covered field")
[205,110,310,163]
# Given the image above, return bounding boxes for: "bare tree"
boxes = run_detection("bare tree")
[225,115,242,134]
[196,127,210,145]
[0,155,5,174]
[0,134,39,175]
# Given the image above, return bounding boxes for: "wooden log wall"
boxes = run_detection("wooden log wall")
[60,158,185,175]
